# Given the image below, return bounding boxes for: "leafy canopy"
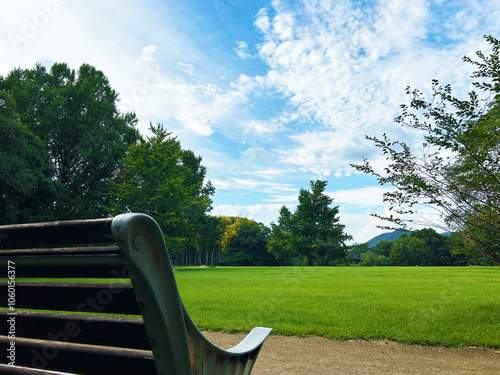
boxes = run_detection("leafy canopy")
[0,62,139,219]
[108,123,214,253]
[219,217,278,266]
[0,90,56,224]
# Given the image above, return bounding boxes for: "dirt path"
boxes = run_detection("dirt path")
[203,332,500,374]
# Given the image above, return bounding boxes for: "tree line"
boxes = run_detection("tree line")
[348,229,492,267]
[1,35,498,266]
[0,62,350,266]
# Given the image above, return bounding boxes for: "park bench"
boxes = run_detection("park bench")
[0,213,271,374]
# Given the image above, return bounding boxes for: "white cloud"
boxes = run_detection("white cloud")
[240,147,275,165]
[360,0,429,59]
[210,203,292,226]
[255,8,271,34]
[251,0,499,176]
[211,177,295,196]
[118,60,260,137]
[332,186,395,242]
[341,210,387,244]
[244,168,288,180]
[243,115,289,137]
[0,1,258,138]
[245,120,275,135]
[235,41,253,59]
[271,12,295,41]
[279,130,367,176]
[263,194,297,203]
[178,62,196,76]
[141,45,159,62]
[329,186,392,207]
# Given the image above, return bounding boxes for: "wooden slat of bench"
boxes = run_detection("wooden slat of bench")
[0,310,151,350]
[0,218,114,248]
[0,336,157,375]
[0,264,129,279]
[0,254,124,267]
[0,282,140,315]
[0,255,127,278]
[0,363,76,374]
[0,246,121,256]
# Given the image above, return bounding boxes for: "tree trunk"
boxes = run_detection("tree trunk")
[307,256,314,266]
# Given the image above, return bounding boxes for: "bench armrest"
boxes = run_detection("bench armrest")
[226,327,273,354]
[112,213,272,375]
[227,327,272,354]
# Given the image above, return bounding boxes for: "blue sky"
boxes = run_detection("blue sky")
[2,0,500,243]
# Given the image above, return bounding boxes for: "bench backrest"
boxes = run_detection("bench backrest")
[0,213,271,375]
[0,215,167,374]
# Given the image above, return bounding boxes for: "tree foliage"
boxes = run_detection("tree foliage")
[447,232,493,266]
[411,228,453,266]
[389,236,430,266]
[356,229,457,266]
[0,62,224,263]
[374,240,393,258]
[359,251,391,266]
[108,124,215,254]
[267,205,295,263]
[220,216,243,253]
[268,180,352,265]
[346,242,371,263]
[0,90,57,224]
[0,62,139,219]
[219,217,279,266]
[351,35,500,264]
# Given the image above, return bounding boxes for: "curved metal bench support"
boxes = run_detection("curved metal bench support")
[111,213,271,375]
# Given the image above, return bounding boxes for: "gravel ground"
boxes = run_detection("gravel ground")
[203,332,500,374]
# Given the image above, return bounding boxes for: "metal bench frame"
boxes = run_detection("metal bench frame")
[0,213,271,374]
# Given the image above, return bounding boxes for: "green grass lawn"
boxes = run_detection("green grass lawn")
[174,266,500,348]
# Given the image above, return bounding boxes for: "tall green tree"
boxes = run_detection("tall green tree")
[269,180,352,265]
[0,62,139,219]
[267,206,295,263]
[351,35,500,264]
[108,123,214,254]
[0,90,57,224]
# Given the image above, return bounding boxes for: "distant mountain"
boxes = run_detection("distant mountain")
[366,230,453,248]
[366,230,410,248]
